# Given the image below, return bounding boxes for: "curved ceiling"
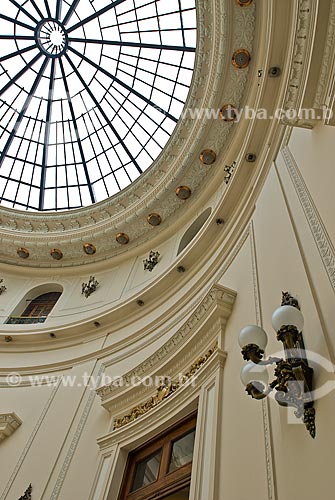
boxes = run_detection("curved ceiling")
[0,0,259,268]
[0,0,196,211]
[0,0,307,270]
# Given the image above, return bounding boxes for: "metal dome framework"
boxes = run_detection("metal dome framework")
[0,0,196,211]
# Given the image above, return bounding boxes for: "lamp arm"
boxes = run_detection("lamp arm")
[257,356,282,365]
[245,378,278,399]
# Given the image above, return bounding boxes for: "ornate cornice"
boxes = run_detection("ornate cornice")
[96,284,235,406]
[97,349,226,450]
[281,0,317,127]
[113,345,217,429]
[0,412,22,442]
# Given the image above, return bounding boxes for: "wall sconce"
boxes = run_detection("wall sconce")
[81,276,99,298]
[239,292,316,438]
[143,251,160,272]
[0,279,7,295]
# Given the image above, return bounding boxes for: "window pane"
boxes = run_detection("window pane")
[131,449,162,492]
[162,487,190,499]
[168,430,195,473]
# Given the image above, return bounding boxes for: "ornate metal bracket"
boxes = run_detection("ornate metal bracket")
[223,161,236,184]
[143,251,160,272]
[0,279,7,295]
[81,276,99,298]
[240,292,316,438]
[18,484,32,500]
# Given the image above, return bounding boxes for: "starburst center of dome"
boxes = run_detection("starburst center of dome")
[35,20,68,58]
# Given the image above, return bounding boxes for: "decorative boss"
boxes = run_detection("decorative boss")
[81,276,99,298]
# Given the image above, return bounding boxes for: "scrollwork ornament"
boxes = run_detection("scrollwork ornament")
[143,251,160,272]
[304,407,316,439]
[18,484,32,500]
[113,345,217,429]
[241,343,264,362]
[281,291,300,309]
[0,279,7,295]
[81,276,99,298]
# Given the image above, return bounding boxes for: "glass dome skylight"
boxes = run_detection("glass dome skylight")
[0,0,197,211]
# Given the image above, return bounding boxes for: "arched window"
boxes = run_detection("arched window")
[6,286,62,325]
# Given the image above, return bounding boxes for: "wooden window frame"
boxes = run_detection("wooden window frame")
[22,292,61,318]
[118,414,197,500]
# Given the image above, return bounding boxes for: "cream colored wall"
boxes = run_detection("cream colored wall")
[0,123,334,500]
[216,124,335,500]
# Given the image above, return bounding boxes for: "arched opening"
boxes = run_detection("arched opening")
[6,285,63,325]
[177,208,212,255]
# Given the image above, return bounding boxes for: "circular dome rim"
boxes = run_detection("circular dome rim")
[0,0,257,267]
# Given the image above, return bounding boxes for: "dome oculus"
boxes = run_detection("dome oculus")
[0,0,197,211]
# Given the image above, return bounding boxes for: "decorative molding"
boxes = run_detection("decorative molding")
[281,0,317,127]
[113,345,217,429]
[0,413,22,443]
[143,251,160,272]
[0,383,60,500]
[49,365,104,500]
[96,284,236,405]
[313,0,335,108]
[281,146,335,292]
[223,162,237,185]
[97,349,226,450]
[249,221,277,500]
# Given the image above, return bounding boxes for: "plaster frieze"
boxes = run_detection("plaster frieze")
[97,349,226,450]
[281,146,335,292]
[96,284,235,412]
[112,344,218,430]
[281,0,319,128]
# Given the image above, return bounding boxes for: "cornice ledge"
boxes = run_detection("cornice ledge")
[96,284,235,404]
[0,412,22,442]
[97,348,226,450]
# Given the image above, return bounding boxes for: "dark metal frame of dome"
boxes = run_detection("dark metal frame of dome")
[0,0,196,211]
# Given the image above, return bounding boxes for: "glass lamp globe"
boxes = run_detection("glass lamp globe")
[240,361,269,387]
[238,325,268,349]
[272,305,304,331]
